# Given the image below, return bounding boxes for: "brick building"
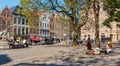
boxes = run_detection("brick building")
[0,6,29,39]
[0,14,6,32]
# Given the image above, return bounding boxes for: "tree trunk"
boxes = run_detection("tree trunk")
[93,0,100,48]
[72,28,78,46]
[72,19,79,46]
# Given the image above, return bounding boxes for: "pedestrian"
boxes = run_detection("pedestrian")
[8,36,14,41]
[86,38,92,50]
[23,38,28,47]
[85,37,93,54]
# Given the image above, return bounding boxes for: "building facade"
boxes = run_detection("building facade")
[53,13,64,40]
[39,12,51,38]
[0,15,6,32]
[81,3,120,42]
[0,6,29,39]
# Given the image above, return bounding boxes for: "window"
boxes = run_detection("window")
[26,19,28,25]
[22,18,25,25]
[4,14,6,17]
[14,17,17,24]
[7,14,9,18]
[43,23,44,28]
[47,24,49,28]
[117,34,118,40]
[110,34,113,38]
[45,23,46,28]
[26,27,28,35]
[18,26,21,34]
[3,14,9,18]
[18,17,21,24]
[14,26,17,34]
[101,34,105,39]
[30,29,32,34]
[7,21,10,26]
[22,27,25,35]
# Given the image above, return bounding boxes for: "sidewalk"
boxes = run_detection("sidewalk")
[57,41,66,45]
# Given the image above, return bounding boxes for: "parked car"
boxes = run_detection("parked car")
[53,38,60,44]
[40,37,54,45]
[8,40,28,49]
[67,39,83,46]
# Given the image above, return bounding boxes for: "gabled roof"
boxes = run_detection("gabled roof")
[1,6,11,14]
[9,5,24,16]
[9,5,20,13]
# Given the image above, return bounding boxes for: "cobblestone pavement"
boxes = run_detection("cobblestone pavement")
[0,45,74,66]
[0,44,120,66]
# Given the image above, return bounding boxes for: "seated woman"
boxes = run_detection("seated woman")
[106,41,114,54]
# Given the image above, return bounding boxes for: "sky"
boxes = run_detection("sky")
[0,0,20,11]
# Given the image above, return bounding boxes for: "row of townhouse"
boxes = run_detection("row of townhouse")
[1,4,120,42]
[0,6,65,40]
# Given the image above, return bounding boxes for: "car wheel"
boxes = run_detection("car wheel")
[9,45,13,49]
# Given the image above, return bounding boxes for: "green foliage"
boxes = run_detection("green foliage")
[19,0,40,28]
[103,0,120,28]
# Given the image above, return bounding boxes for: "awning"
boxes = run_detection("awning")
[31,37,40,41]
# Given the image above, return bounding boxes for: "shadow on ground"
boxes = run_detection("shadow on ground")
[14,63,71,66]
[0,54,12,65]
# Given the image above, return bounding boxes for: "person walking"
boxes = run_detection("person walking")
[85,37,93,54]
[86,38,92,50]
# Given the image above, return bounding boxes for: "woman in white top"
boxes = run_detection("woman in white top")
[106,41,114,54]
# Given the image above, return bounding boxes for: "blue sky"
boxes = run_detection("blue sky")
[0,0,20,11]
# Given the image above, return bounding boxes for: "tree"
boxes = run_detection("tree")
[19,0,40,34]
[37,0,91,46]
[19,0,96,46]
[103,0,120,27]
[80,0,101,48]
